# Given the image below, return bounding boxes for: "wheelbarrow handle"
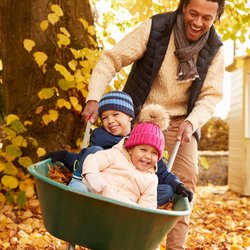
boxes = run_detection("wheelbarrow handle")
[167,140,181,172]
[82,121,92,148]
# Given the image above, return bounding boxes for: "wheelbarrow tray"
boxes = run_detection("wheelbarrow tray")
[28,159,191,250]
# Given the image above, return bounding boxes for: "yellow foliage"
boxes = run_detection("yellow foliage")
[68,59,77,71]
[6,114,20,125]
[42,110,59,124]
[0,161,4,172]
[33,51,48,67]
[57,33,70,48]
[38,88,55,100]
[6,145,22,159]
[23,39,35,53]
[1,175,19,189]
[4,162,18,176]
[78,18,88,29]
[56,99,71,109]
[12,135,27,147]
[24,121,33,126]
[42,114,51,125]
[74,69,85,82]
[0,192,6,202]
[69,96,82,112]
[18,157,33,168]
[87,25,96,36]
[51,4,63,17]
[36,147,46,158]
[47,13,59,25]
[40,20,49,31]
[59,27,70,37]
[48,110,59,122]
[80,88,89,99]
[54,63,74,81]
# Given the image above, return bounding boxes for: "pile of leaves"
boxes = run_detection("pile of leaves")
[0,185,250,249]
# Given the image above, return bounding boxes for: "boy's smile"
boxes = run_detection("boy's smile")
[101,110,132,136]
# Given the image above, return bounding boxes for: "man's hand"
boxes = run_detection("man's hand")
[176,120,193,143]
[82,100,99,123]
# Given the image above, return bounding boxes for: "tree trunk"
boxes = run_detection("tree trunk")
[0,0,96,160]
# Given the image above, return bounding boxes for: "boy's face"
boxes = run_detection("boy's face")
[101,110,132,136]
[128,144,158,172]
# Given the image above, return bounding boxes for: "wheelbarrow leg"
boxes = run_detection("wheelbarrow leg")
[66,243,75,250]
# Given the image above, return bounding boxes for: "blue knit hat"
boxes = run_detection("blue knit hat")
[98,91,135,118]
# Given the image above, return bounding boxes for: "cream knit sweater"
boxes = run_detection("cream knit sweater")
[87,19,225,132]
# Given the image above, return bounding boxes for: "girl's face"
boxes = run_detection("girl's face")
[101,110,132,136]
[183,0,218,41]
[128,144,158,172]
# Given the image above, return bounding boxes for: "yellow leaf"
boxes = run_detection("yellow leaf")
[49,110,59,121]
[199,156,209,169]
[87,25,96,36]
[59,27,70,37]
[18,157,33,168]
[42,114,51,125]
[70,48,83,59]
[12,135,24,147]
[74,104,82,112]
[78,18,88,29]
[51,4,63,17]
[47,13,59,25]
[107,37,117,46]
[235,58,245,68]
[6,114,20,125]
[69,96,79,107]
[24,120,32,126]
[54,63,74,81]
[68,59,77,71]
[0,192,6,202]
[37,147,46,157]
[1,175,19,189]
[57,33,70,48]
[0,161,5,172]
[4,162,18,175]
[74,69,85,82]
[79,88,88,99]
[40,20,49,31]
[38,88,54,100]
[56,99,71,109]
[33,51,48,67]
[23,39,35,53]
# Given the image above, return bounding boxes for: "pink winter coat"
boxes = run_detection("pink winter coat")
[82,139,158,209]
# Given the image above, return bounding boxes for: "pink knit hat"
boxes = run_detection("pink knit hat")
[125,122,165,160]
[124,104,170,160]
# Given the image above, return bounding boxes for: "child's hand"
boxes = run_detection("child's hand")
[175,183,193,202]
[85,173,107,193]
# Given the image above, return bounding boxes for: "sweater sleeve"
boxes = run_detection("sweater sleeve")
[186,46,225,132]
[86,19,152,102]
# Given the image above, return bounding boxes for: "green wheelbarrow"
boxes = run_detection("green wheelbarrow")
[28,156,191,250]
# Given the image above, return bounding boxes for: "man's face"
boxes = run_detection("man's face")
[183,0,218,41]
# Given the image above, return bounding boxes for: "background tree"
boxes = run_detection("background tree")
[0,0,96,154]
[199,117,229,151]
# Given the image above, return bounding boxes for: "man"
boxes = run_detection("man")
[82,0,225,248]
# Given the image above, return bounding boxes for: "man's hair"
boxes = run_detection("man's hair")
[177,0,225,21]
